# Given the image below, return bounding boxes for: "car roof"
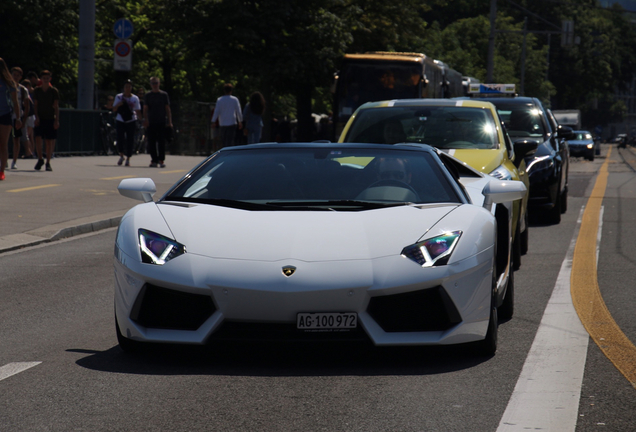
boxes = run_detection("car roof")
[357,98,498,111]
[469,96,540,106]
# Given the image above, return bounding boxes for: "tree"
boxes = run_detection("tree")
[0,0,79,105]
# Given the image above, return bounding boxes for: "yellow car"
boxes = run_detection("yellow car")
[339,99,536,317]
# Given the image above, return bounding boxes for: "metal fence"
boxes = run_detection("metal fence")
[7,102,224,158]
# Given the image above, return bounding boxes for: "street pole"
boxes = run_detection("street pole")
[486,0,496,83]
[520,17,527,96]
[77,0,95,110]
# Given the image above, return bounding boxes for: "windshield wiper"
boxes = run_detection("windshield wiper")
[265,200,407,209]
[163,196,279,210]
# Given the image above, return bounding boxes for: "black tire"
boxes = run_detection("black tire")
[498,261,514,321]
[545,187,562,224]
[512,220,521,271]
[520,209,529,255]
[116,315,144,354]
[476,265,498,356]
[588,154,595,162]
[560,186,568,214]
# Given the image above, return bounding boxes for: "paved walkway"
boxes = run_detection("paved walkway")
[0,154,207,253]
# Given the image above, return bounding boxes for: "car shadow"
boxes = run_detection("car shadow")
[70,340,493,377]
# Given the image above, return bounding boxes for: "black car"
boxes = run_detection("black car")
[473,97,570,224]
[568,130,595,161]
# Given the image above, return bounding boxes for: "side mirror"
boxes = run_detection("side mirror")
[482,179,527,209]
[512,139,538,167]
[118,178,157,203]
[557,125,576,140]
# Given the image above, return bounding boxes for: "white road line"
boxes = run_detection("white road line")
[497,206,596,431]
[0,362,42,382]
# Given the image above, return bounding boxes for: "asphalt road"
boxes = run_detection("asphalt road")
[1,146,635,431]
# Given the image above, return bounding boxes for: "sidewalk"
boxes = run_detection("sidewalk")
[0,154,207,253]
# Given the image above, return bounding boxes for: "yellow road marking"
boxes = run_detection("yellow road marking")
[100,175,135,180]
[571,145,636,389]
[159,170,186,174]
[81,189,116,196]
[7,184,61,193]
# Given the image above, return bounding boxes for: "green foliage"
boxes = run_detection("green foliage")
[0,0,79,105]
[0,0,633,130]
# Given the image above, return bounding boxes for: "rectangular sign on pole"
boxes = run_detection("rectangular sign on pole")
[114,39,132,71]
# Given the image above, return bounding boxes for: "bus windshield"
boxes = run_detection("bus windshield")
[336,62,422,120]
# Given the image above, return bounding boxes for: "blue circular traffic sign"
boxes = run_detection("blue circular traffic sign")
[113,18,134,39]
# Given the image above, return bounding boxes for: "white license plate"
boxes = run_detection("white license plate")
[297,312,357,330]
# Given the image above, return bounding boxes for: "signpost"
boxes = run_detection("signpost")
[114,39,133,71]
[113,19,134,71]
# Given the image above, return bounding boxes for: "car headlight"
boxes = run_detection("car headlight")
[586,143,594,149]
[401,231,462,267]
[139,229,186,265]
[526,155,553,172]
[489,165,513,180]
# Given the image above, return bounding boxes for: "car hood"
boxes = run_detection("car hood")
[444,149,505,174]
[156,203,458,261]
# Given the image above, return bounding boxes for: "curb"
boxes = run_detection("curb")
[0,210,125,254]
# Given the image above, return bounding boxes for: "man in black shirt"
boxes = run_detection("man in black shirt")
[143,77,172,167]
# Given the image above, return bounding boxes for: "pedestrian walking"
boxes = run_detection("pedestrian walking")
[0,58,21,181]
[243,91,265,144]
[10,67,32,169]
[21,79,36,157]
[211,83,243,147]
[113,79,141,166]
[143,77,172,168]
[33,70,59,172]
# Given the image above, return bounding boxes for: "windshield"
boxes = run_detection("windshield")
[344,106,499,149]
[336,62,422,119]
[494,104,547,139]
[572,132,592,140]
[165,147,462,210]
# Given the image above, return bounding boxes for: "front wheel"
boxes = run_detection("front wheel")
[520,209,529,255]
[475,265,498,356]
[512,220,521,271]
[560,186,568,214]
[498,260,514,321]
[544,186,562,224]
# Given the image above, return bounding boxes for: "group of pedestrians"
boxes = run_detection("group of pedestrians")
[108,76,172,168]
[0,58,59,180]
[211,83,265,147]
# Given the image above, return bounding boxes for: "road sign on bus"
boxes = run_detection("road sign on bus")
[468,83,516,94]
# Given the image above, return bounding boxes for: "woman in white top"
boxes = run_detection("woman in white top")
[113,79,141,166]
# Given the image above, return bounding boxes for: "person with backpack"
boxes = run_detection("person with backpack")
[113,79,141,166]
[0,58,21,181]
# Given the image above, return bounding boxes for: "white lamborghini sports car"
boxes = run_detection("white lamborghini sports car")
[114,143,526,355]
